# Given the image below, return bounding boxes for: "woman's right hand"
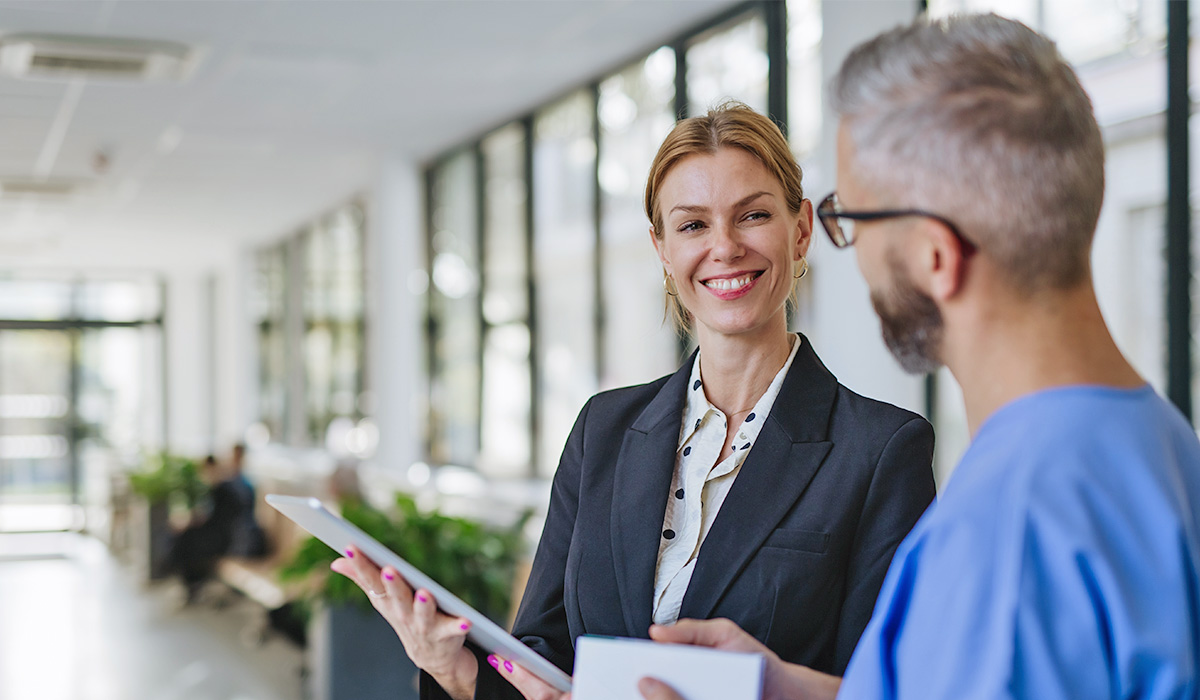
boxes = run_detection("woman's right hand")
[331,545,479,700]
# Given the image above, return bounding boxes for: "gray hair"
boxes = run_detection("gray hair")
[831,13,1104,291]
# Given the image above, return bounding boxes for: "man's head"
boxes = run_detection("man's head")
[828,13,1105,371]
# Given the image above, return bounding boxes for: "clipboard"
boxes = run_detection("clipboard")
[265,494,573,692]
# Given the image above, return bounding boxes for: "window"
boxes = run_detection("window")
[480,123,533,477]
[598,49,681,390]
[423,3,790,477]
[686,12,769,116]
[428,151,482,467]
[303,203,368,448]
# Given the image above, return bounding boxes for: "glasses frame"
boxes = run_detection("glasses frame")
[816,192,976,254]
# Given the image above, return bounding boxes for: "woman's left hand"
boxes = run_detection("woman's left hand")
[488,653,571,700]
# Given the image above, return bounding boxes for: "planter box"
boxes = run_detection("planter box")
[127,499,173,580]
[309,602,420,700]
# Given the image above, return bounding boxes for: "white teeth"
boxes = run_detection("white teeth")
[705,274,756,291]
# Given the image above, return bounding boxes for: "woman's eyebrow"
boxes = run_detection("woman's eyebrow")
[668,191,773,216]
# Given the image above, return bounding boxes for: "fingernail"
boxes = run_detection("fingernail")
[416,594,428,603]
[487,655,499,669]
[345,549,354,558]
[383,571,394,581]
[503,661,513,673]
[460,623,470,630]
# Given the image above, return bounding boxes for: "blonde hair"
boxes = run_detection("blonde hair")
[644,101,806,332]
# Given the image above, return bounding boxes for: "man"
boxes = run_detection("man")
[640,13,1200,700]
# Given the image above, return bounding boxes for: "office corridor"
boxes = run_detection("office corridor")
[0,533,304,700]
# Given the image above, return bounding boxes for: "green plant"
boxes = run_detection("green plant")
[128,453,208,509]
[281,494,531,624]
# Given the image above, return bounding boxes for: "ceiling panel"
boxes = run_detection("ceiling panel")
[0,0,743,270]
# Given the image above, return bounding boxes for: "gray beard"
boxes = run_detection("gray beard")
[869,255,944,375]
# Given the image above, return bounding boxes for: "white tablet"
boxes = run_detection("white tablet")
[265,494,573,692]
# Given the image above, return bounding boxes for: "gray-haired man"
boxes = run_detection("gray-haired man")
[641,13,1200,700]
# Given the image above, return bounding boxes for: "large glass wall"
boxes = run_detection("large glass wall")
[424,3,774,476]
[0,275,163,534]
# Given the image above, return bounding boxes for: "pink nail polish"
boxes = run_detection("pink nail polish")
[460,623,469,630]
[503,661,513,673]
[345,549,354,558]
[383,571,394,581]
[487,655,499,669]
[417,594,428,603]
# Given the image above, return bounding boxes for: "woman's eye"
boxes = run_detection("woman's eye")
[679,221,705,232]
[745,211,770,222]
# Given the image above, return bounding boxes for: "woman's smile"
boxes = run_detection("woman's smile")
[700,270,765,299]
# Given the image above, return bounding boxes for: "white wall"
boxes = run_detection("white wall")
[365,159,426,477]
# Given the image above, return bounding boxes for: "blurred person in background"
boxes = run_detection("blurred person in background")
[637,14,1200,700]
[335,102,937,700]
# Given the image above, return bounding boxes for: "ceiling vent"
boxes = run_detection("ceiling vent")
[0,33,196,82]
[0,179,78,198]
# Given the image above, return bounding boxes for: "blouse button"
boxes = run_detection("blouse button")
[675,488,684,499]
[663,529,676,539]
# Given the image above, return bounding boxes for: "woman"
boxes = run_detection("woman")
[333,102,936,700]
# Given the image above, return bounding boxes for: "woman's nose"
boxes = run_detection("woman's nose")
[709,222,745,261]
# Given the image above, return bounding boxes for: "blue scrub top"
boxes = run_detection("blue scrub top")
[840,385,1200,699]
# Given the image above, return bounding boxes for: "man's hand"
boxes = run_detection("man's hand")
[640,619,842,700]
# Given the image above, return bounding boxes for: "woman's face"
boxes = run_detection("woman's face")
[652,147,812,341]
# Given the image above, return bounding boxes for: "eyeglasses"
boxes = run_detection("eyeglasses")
[816,192,975,253]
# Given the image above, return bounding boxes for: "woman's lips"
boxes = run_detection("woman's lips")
[700,271,763,300]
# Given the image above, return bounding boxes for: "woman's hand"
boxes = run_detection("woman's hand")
[488,653,571,700]
[330,545,479,700]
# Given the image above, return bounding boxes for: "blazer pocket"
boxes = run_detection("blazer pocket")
[762,528,830,554]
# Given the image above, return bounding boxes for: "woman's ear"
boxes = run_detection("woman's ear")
[650,226,671,272]
[794,199,814,260]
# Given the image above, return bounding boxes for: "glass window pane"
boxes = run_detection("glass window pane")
[429,151,481,466]
[480,123,531,477]
[0,279,73,320]
[77,280,161,322]
[303,203,367,449]
[686,12,769,116]
[534,91,598,477]
[787,0,823,159]
[599,50,681,390]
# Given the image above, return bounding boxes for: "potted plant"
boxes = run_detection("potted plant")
[127,453,208,579]
[280,494,531,700]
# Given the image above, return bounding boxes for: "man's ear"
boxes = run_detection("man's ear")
[925,220,968,301]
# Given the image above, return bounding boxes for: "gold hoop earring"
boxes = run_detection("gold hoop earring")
[794,258,809,279]
[663,272,679,297]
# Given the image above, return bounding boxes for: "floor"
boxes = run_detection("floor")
[0,532,306,700]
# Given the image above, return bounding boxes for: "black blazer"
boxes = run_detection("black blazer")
[425,336,935,698]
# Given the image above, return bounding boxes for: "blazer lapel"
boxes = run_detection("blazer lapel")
[677,336,838,621]
[610,353,694,638]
